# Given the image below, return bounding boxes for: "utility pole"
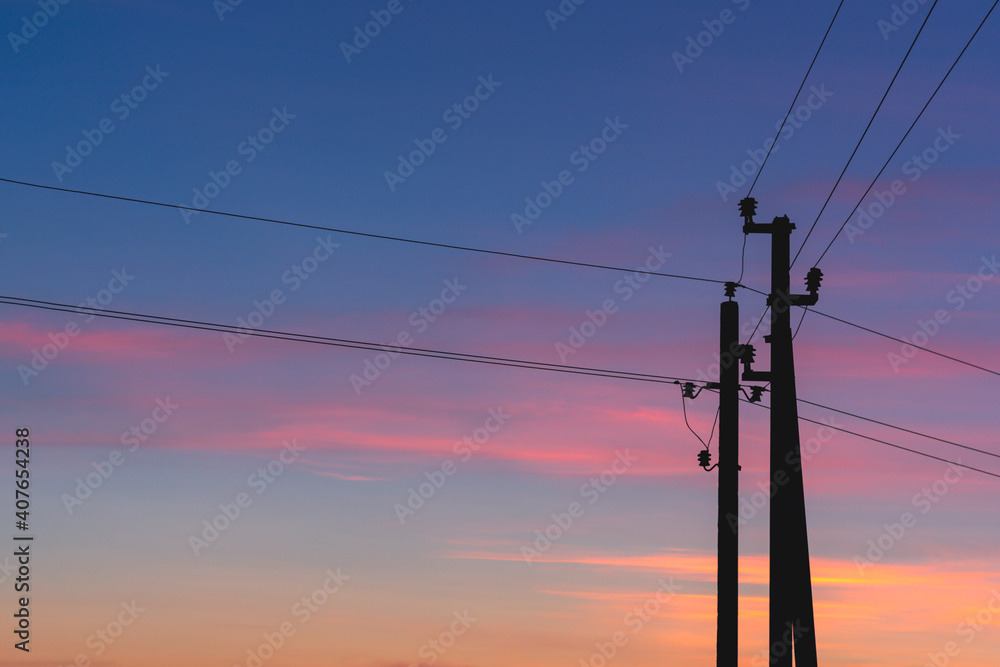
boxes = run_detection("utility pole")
[716,284,740,667]
[741,197,822,667]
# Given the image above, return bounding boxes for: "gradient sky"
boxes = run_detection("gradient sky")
[2,0,999,665]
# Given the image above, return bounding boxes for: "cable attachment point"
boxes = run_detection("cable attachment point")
[805,267,823,296]
[739,197,758,233]
[739,197,757,223]
[698,448,716,471]
[681,382,700,399]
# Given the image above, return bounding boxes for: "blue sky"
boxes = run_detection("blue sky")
[2,1,1000,665]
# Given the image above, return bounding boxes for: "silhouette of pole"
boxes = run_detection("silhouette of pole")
[741,199,821,667]
[716,289,740,667]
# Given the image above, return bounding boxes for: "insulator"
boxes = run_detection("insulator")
[749,386,765,403]
[682,382,697,399]
[724,281,738,298]
[698,449,712,468]
[805,267,823,293]
[739,344,756,364]
[738,197,758,221]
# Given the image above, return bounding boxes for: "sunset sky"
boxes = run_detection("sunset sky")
[2,0,999,665]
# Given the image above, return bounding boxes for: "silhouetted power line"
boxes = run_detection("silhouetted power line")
[0,295,699,386]
[806,308,1000,377]
[5,295,995,479]
[808,0,1000,268]
[790,0,940,269]
[741,397,1000,480]
[746,0,846,199]
[736,295,1000,378]
[2,179,997,379]
[0,177,724,286]
[797,397,1000,460]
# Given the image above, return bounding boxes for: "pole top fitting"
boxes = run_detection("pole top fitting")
[739,197,757,225]
[773,214,796,231]
[724,282,738,299]
[805,267,823,295]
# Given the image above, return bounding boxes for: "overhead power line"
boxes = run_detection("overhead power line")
[735,293,999,378]
[0,177,724,286]
[5,295,996,478]
[806,308,1000,377]
[0,295,699,386]
[798,413,1000,480]
[810,0,1000,268]
[791,0,940,269]
[2,180,996,379]
[797,397,1000,460]
[746,0,846,199]
[739,0,845,287]
[740,397,1000,480]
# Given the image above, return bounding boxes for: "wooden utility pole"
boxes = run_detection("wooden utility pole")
[716,287,740,667]
[741,198,822,667]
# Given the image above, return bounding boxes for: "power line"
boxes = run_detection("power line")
[0,295,700,386]
[740,397,1000,480]
[810,0,1000,268]
[797,397,1000,460]
[799,414,1000,479]
[681,389,717,451]
[806,308,1000,377]
[0,177,724,287]
[792,307,809,340]
[6,295,995,477]
[790,0,940,269]
[734,292,1000,377]
[744,305,771,346]
[740,0,845,292]
[3,172,996,378]
[746,0,846,198]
